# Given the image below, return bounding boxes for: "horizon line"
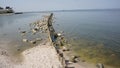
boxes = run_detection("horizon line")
[16,8,120,13]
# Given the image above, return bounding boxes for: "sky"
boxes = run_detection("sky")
[0,0,120,12]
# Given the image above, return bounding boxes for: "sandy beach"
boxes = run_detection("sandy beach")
[0,42,62,68]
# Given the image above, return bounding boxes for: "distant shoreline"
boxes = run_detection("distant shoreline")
[0,13,14,16]
[0,12,23,16]
[0,8,120,15]
[21,8,120,13]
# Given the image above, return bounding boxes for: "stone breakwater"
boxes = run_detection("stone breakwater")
[0,13,101,68]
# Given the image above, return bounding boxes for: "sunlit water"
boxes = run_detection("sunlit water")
[0,10,120,67]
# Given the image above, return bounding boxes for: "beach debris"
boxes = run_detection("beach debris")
[96,63,104,68]
[22,39,28,42]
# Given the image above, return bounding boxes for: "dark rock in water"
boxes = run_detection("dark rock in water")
[72,56,80,63]
[63,49,70,52]
[54,33,58,38]
[62,46,70,52]
[74,56,79,58]
[34,28,39,31]
[30,40,37,44]
[20,31,26,36]
[32,28,39,34]
[32,29,37,32]
[72,56,81,63]
[96,63,104,68]
[20,31,26,34]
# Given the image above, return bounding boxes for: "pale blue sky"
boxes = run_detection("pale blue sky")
[0,0,120,12]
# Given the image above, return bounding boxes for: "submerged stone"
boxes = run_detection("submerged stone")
[30,40,37,44]
[20,31,26,34]
[22,39,28,42]
[36,38,42,41]
[20,31,26,36]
